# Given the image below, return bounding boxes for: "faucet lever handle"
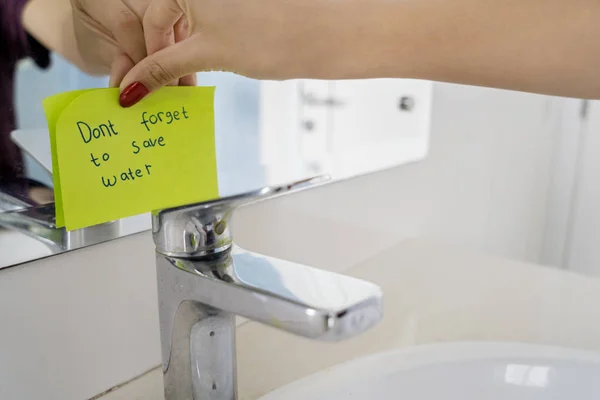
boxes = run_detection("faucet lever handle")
[152,175,329,258]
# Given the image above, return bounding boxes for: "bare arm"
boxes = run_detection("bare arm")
[119,0,600,105]
[347,0,600,99]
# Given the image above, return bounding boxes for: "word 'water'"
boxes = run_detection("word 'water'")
[101,164,153,187]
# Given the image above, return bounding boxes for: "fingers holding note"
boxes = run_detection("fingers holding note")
[44,87,218,231]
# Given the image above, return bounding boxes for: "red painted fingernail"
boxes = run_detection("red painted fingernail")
[119,82,149,108]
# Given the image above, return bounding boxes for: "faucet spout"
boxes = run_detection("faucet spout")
[153,177,383,400]
[157,246,382,400]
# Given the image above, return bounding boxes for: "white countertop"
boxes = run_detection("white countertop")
[96,239,600,400]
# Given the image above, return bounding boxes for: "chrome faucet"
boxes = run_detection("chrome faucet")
[152,177,383,400]
[0,201,127,253]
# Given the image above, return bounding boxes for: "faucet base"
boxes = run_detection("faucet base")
[157,254,237,400]
[156,239,382,400]
[190,312,236,400]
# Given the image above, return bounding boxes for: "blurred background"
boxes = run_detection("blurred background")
[8,52,600,277]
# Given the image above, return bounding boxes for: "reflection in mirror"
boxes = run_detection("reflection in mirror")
[260,79,431,182]
[0,52,432,269]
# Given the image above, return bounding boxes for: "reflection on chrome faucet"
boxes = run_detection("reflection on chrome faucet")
[153,177,383,400]
[0,177,53,212]
[0,202,128,255]
[0,176,151,267]
[232,250,298,301]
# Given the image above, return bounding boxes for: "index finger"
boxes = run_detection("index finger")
[111,7,147,63]
[143,0,184,56]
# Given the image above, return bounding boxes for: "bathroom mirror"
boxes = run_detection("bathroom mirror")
[0,54,432,269]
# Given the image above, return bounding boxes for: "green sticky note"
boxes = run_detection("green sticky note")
[43,87,219,231]
[43,89,94,227]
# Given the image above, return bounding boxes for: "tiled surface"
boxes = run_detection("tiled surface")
[93,368,163,400]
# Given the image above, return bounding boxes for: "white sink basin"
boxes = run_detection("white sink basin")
[260,342,600,399]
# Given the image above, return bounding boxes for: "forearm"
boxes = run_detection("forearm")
[333,0,600,99]
[21,0,100,74]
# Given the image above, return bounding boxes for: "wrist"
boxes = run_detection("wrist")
[302,1,429,80]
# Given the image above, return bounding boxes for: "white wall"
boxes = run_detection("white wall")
[539,99,587,268]
[561,100,600,275]
[0,232,160,400]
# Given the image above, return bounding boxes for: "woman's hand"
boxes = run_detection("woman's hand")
[70,0,150,85]
[118,0,600,107]
[118,0,354,106]
[23,0,150,85]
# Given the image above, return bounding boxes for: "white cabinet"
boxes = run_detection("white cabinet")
[259,79,432,183]
[328,79,431,178]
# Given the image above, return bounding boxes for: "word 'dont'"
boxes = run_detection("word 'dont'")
[77,120,118,144]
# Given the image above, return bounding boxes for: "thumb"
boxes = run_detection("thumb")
[118,38,205,107]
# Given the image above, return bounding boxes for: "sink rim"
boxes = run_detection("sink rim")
[260,341,600,399]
